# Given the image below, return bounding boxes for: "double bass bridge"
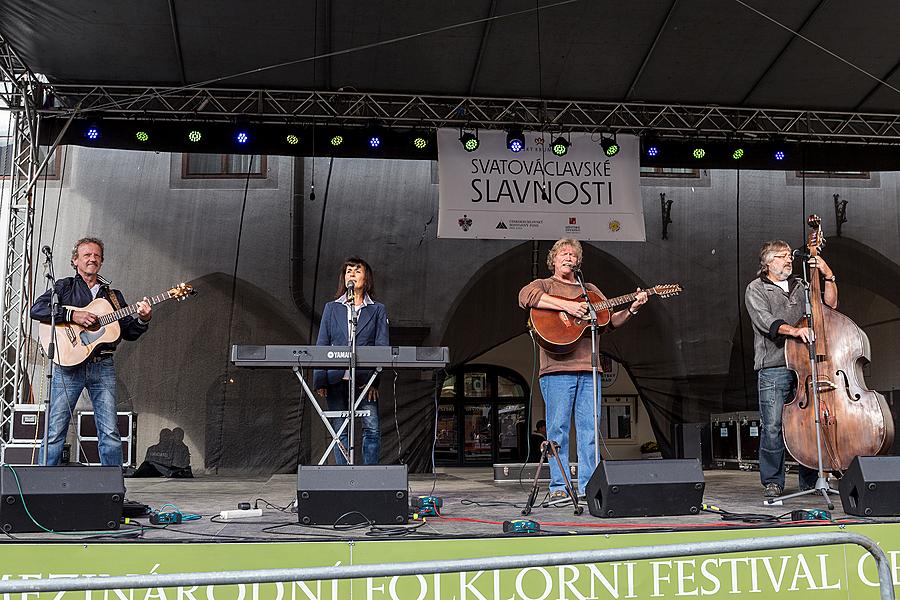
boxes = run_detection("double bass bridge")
[814,379,837,394]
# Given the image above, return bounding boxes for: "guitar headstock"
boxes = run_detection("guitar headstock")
[806,214,824,257]
[168,282,195,301]
[652,283,682,298]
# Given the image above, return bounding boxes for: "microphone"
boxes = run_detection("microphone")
[346,280,355,302]
[573,268,584,282]
[41,245,52,258]
[792,249,809,258]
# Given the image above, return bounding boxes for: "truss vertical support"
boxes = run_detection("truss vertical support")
[0,34,41,441]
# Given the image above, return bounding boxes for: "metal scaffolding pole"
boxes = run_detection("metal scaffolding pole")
[0,32,41,441]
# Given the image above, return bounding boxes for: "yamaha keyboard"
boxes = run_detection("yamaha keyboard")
[231,345,449,368]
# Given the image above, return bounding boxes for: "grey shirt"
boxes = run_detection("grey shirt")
[745,275,806,371]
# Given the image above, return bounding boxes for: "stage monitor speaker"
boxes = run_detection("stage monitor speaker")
[840,456,900,517]
[585,459,705,518]
[297,465,408,526]
[0,466,124,532]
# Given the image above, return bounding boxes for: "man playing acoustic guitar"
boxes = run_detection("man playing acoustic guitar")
[30,237,152,467]
[518,238,647,501]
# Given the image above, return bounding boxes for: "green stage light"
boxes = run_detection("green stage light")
[600,134,619,157]
[459,131,479,152]
[732,148,745,160]
[413,135,428,150]
[286,134,299,145]
[135,131,149,142]
[551,136,570,157]
[330,134,344,146]
[188,130,202,143]
[693,147,706,159]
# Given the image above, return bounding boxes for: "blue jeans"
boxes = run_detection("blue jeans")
[758,366,817,490]
[539,372,599,493]
[326,382,380,465]
[42,357,122,467]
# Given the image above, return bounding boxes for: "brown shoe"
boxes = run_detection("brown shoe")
[764,483,783,497]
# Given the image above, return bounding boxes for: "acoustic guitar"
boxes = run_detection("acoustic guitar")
[528,284,682,354]
[38,283,195,366]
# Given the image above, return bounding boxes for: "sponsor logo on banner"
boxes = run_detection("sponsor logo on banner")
[436,129,646,240]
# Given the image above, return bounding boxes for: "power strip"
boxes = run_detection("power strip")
[219,508,263,521]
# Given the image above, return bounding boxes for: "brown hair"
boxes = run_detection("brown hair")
[334,256,375,299]
[546,238,582,273]
[71,237,105,269]
[757,240,790,277]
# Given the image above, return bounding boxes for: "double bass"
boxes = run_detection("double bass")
[782,215,894,473]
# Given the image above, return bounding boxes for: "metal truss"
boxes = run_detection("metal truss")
[43,84,900,143]
[0,33,41,441]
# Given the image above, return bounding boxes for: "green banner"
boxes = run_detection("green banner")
[2,523,898,599]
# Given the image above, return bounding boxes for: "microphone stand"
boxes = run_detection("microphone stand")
[41,249,59,466]
[766,251,837,509]
[347,285,358,465]
[574,269,602,469]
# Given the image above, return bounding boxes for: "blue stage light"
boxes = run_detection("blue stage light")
[236,132,249,144]
[507,129,525,153]
[369,135,381,149]
[774,149,786,161]
[85,127,100,140]
[647,145,659,157]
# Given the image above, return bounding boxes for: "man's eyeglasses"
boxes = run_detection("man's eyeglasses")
[772,252,792,260]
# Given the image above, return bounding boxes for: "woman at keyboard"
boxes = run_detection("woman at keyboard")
[314,256,390,465]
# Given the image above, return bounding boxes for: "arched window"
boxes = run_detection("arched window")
[435,364,530,466]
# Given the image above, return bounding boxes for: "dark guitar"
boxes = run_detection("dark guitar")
[528,284,682,354]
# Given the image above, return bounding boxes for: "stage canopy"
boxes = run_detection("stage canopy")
[2,0,900,113]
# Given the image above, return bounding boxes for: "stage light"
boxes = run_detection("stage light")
[551,136,570,157]
[732,148,745,160]
[236,131,249,144]
[286,134,299,145]
[412,134,428,150]
[643,135,660,158]
[135,131,149,142]
[459,131,479,152]
[507,128,525,153]
[330,134,344,146]
[774,149,786,161]
[85,126,100,140]
[646,145,659,157]
[368,133,382,149]
[188,130,202,143]
[600,134,619,157]
[692,147,706,159]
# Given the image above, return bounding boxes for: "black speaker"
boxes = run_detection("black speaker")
[585,459,705,518]
[840,456,900,517]
[297,465,408,525]
[0,466,125,532]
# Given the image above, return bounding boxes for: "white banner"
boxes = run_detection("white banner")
[437,129,645,240]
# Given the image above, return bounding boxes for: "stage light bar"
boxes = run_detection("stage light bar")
[507,128,525,153]
[551,137,570,157]
[600,134,619,157]
[459,131,479,152]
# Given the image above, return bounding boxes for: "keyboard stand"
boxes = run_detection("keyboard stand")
[291,365,382,465]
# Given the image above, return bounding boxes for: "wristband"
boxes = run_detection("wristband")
[823,275,836,283]
[628,307,639,316]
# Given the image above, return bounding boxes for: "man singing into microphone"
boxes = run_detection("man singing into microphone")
[518,239,647,501]
[314,257,390,465]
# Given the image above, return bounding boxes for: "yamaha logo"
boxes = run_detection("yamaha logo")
[327,351,351,359]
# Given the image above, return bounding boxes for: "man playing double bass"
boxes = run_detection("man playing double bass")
[745,240,837,498]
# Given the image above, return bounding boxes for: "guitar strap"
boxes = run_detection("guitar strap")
[105,287,122,311]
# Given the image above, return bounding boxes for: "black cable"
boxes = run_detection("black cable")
[252,498,293,512]
[518,330,540,490]
[306,157,335,345]
[215,154,255,471]
[428,368,444,497]
[391,368,403,464]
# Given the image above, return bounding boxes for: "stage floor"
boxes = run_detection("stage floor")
[3,466,888,542]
